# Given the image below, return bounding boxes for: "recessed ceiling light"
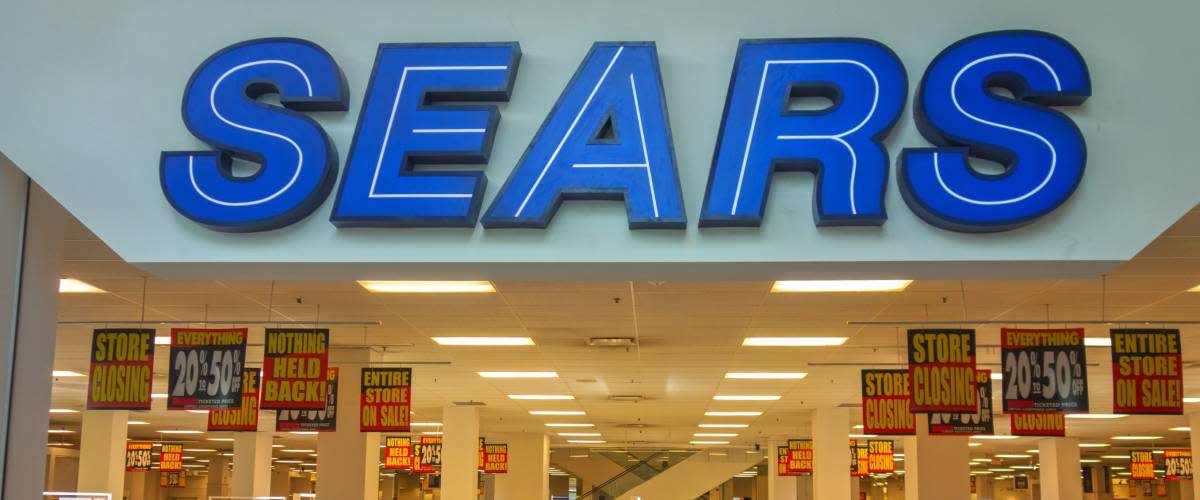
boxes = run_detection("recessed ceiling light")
[1169,427,1191,432]
[704,411,763,417]
[531,411,585,416]
[968,443,982,447]
[410,422,443,427]
[1079,443,1110,448]
[50,370,84,378]
[1083,338,1112,347]
[207,438,235,442]
[59,278,105,293]
[423,432,444,435]
[183,448,217,452]
[566,440,605,444]
[990,373,1003,380]
[741,337,848,347]
[848,434,878,439]
[479,371,558,378]
[47,429,74,434]
[509,395,574,401]
[771,280,912,293]
[1111,436,1162,441]
[690,441,730,445]
[995,454,1032,459]
[1065,414,1126,419]
[157,430,203,435]
[155,336,171,345]
[151,393,168,399]
[970,435,1018,440]
[1188,284,1200,292]
[694,433,738,437]
[699,424,749,429]
[434,337,535,346]
[357,281,495,293]
[128,421,149,425]
[713,395,781,401]
[281,449,316,453]
[1101,455,1129,460]
[558,433,601,437]
[48,409,78,414]
[186,410,209,414]
[1184,397,1200,404]
[724,373,807,380]
[545,423,594,428]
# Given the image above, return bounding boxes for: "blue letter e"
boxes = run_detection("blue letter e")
[900,31,1091,232]
[482,42,686,229]
[160,38,348,232]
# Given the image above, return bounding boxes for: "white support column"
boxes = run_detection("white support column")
[904,414,970,500]
[271,466,291,497]
[491,433,549,500]
[766,439,798,500]
[207,454,231,497]
[1040,437,1083,500]
[812,408,851,500]
[317,348,380,500]
[0,170,66,499]
[1189,413,1200,500]
[76,410,129,496]
[442,404,480,499]
[231,432,272,496]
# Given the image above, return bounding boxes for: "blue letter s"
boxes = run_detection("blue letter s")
[160,39,348,232]
[900,31,1091,232]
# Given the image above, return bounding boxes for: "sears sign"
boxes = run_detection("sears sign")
[160,31,1089,234]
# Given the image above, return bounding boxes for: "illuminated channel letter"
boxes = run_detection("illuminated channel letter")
[331,43,521,227]
[160,38,348,232]
[899,31,1091,232]
[482,42,686,229]
[700,39,907,227]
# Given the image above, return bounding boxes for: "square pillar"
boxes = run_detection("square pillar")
[1040,437,1083,500]
[442,404,481,499]
[490,433,549,500]
[316,348,380,500]
[76,410,129,496]
[271,466,292,497]
[812,407,851,499]
[767,439,798,500]
[232,432,272,496]
[207,455,231,496]
[1189,413,1200,500]
[904,414,970,500]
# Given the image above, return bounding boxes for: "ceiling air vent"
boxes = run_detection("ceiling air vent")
[588,337,638,348]
[609,395,645,402]
[453,401,487,406]
[837,402,863,408]
[616,423,650,429]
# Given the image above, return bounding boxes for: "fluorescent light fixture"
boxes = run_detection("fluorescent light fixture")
[1065,414,1126,419]
[1169,427,1191,432]
[995,454,1032,459]
[724,372,807,380]
[47,429,74,434]
[566,440,606,444]
[281,449,315,453]
[1111,436,1162,441]
[970,435,1018,440]
[128,421,149,425]
[742,337,847,347]
[151,393,168,399]
[690,441,730,445]
[1079,443,1110,448]
[48,409,78,414]
[694,433,738,437]
[59,278,105,293]
[545,423,594,428]
[434,337,534,346]
[509,395,573,400]
[771,280,912,293]
[423,431,444,435]
[968,443,982,447]
[849,434,879,439]
[558,433,601,437]
[155,336,171,345]
[479,371,558,378]
[699,424,749,429]
[183,448,217,452]
[1084,338,1112,347]
[1081,459,1101,464]
[207,438,235,442]
[158,430,203,434]
[853,424,864,429]
[530,411,585,416]
[1184,397,1200,404]
[990,373,1003,380]
[186,410,209,414]
[713,395,781,401]
[1101,455,1129,460]
[409,422,443,427]
[357,281,495,293]
[704,411,763,417]
[289,431,318,436]
[51,370,84,377]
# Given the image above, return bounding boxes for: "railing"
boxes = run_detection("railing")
[42,493,112,500]
[576,452,670,500]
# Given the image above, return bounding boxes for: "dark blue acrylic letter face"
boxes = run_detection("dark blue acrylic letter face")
[160,39,348,232]
[900,31,1091,233]
[482,42,686,229]
[700,39,907,227]
[331,43,520,227]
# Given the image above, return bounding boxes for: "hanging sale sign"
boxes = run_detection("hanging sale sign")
[777,447,800,476]
[167,328,247,410]
[850,440,869,477]
[1131,450,1156,480]
[208,369,261,431]
[413,436,442,473]
[483,443,509,474]
[1111,329,1183,414]
[383,436,413,470]
[159,443,183,472]
[261,328,330,410]
[276,368,339,432]
[87,329,155,410]
[867,440,895,474]
[360,367,412,432]
[160,471,187,488]
[787,439,813,475]
[907,329,978,412]
[1009,412,1065,436]
[861,370,916,435]
[1165,450,1192,480]
[125,441,153,472]
[929,369,994,435]
[1000,328,1089,413]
